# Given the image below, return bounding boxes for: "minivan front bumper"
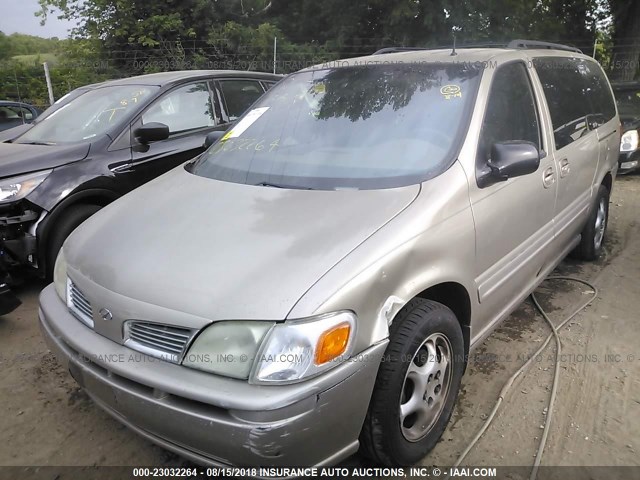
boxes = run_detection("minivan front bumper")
[38,284,385,466]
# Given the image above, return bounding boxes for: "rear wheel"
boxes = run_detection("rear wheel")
[360,298,464,465]
[46,204,101,279]
[573,185,609,261]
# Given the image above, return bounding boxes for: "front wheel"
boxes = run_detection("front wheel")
[360,298,464,465]
[573,185,609,261]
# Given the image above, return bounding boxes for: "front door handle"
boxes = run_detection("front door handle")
[559,158,570,178]
[542,166,555,188]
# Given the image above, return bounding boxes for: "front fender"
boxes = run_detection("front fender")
[288,162,477,354]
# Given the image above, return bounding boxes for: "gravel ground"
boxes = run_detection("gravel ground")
[0,175,638,473]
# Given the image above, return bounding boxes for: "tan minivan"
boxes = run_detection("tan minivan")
[40,40,619,466]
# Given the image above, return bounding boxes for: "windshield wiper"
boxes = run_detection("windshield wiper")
[20,141,56,146]
[255,182,314,190]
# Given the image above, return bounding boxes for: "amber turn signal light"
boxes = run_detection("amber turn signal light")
[315,322,351,365]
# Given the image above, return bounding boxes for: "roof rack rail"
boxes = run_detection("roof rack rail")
[372,40,582,56]
[372,44,509,55]
[372,47,430,55]
[507,39,582,53]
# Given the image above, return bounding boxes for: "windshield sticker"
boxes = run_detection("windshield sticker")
[440,85,462,100]
[222,107,270,140]
[311,83,326,94]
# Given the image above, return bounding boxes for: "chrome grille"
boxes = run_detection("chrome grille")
[67,279,94,328]
[124,321,194,363]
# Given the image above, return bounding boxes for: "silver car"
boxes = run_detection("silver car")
[39,41,619,466]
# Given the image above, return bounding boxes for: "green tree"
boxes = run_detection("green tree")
[0,31,10,60]
[609,0,640,80]
[33,0,638,81]
[37,0,277,72]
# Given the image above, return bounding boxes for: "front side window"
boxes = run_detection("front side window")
[0,107,16,124]
[142,82,214,133]
[15,86,158,145]
[0,106,32,122]
[219,80,265,121]
[477,62,540,166]
[190,63,482,190]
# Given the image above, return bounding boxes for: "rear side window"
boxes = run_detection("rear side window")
[534,57,615,150]
[582,62,617,126]
[219,80,265,121]
[477,62,540,165]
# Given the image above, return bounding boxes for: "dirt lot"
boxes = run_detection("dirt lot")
[0,175,638,471]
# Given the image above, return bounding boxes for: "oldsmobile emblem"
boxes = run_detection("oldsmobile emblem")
[99,308,113,321]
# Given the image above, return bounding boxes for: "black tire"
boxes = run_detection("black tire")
[46,204,101,279]
[573,185,609,261]
[360,298,464,466]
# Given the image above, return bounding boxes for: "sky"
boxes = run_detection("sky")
[0,0,79,38]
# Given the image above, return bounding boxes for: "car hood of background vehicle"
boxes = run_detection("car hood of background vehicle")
[66,167,420,322]
[619,114,640,131]
[0,141,90,178]
[0,124,32,143]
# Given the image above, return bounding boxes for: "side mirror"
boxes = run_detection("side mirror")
[586,113,605,130]
[204,130,225,149]
[134,122,170,144]
[478,141,540,188]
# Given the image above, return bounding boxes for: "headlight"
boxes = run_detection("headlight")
[182,321,273,379]
[0,170,51,204]
[252,311,356,384]
[182,312,357,384]
[620,130,639,152]
[53,246,67,302]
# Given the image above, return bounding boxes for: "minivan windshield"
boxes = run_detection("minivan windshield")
[190,62,481,190]
[16,85,158,145]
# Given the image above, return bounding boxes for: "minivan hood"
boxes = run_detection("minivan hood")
[0,142,90,178]
[66,167,420,322]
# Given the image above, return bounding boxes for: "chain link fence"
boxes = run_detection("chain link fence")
[2,37,639,110]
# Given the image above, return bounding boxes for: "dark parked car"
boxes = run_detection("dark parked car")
[0,70,280,313]
[612,82,640,173]
[0,101,40,132]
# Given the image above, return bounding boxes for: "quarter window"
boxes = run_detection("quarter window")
[477,62,540,165]
[142,82,214,133]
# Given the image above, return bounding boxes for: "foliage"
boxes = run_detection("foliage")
[0,32,121,107]
[0,0,637,106]
[608,0,640,80]
[11,53,59,66]
[0,32,61,57]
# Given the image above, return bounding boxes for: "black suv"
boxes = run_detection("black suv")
[612,81,640,173]
[0,70,280,312]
